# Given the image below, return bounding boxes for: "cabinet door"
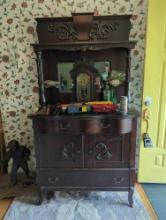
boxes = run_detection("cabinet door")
[36,134,83,168]
[85,134,130,168]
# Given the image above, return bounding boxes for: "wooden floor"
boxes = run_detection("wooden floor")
[0,198,13,220]
[135,183,158,220]
[0,183,157,220]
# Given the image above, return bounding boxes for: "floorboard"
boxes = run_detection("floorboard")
[0,198,13,220]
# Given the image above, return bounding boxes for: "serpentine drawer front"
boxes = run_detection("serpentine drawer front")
[36,117,132,135]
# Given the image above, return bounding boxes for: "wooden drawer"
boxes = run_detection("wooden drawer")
[37,169,130,188]
[36,117,132,135]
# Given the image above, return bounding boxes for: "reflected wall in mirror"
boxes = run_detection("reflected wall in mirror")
[57,62,74,93]
[94,61,111,81]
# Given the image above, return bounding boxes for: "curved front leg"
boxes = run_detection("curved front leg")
[36,187,48,205]
[128,187,134,207]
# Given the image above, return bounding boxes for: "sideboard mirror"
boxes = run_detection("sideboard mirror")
[57,62,73,93]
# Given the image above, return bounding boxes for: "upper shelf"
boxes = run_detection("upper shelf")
[32,41,136,51]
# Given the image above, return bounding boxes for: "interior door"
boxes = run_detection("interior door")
[138,0,166,183]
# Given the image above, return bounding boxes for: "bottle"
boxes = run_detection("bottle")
[110,87,117,103]
[102,81,111,101]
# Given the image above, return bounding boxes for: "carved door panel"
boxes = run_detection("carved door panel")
[37,134,83,168]
[85,134,130,168]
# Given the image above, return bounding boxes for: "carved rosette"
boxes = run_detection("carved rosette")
[61,142,75,161]
[95,142,112,160]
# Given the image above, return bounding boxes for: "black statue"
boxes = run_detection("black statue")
[3,140,30,185]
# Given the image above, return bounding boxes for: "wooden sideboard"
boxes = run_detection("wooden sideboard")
[30,13,139,206]
[30,113,138,206]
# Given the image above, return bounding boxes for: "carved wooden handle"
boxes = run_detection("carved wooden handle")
[113,177,124,184]
[48,177,60,184]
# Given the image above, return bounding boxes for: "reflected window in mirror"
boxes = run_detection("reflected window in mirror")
[57,62,74,93]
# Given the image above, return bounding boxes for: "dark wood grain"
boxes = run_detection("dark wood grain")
[30,14,139,207]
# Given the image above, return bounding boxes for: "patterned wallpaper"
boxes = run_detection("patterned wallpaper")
[0,0,147,170]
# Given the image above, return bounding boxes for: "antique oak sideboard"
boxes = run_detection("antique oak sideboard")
[30,13,138,206]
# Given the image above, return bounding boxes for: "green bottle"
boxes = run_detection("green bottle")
[102,81,117,103]
[110,86,117,103]
[102,81,111,101]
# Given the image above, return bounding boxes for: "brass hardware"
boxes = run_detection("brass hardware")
[143,108,153,147]
[143,108,150,133]
[59,122,70,130]
[113,177,124,184]
[48,177,60,184]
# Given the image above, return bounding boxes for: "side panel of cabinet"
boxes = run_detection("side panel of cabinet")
[84,134,130,168]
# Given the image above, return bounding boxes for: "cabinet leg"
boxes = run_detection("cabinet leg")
[36,188,48,205]
[128,187,134,207]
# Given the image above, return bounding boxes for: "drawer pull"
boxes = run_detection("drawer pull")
[113,177,124,184]
[59,122,70,130]
[48,177,60,184]
[100,122,111,129]
[88,150,93,155]
[76,150,81,154]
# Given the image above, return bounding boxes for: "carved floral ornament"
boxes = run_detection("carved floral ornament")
[47,21,120,41]
[47,23,77,41]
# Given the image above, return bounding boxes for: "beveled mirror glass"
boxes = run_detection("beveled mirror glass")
[57,62,74,93]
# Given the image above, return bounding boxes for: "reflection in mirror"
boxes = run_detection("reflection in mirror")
[57,62,74,92]
[94,61,125,87]
[110,70,126,87]
[77,73,91,101]
[94,61,111,81]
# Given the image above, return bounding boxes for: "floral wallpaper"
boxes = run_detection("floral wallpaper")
[0,0,147,170]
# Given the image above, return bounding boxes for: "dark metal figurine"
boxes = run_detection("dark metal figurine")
[3,140,30,185]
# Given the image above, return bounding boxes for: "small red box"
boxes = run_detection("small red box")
[92,104,118,113]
